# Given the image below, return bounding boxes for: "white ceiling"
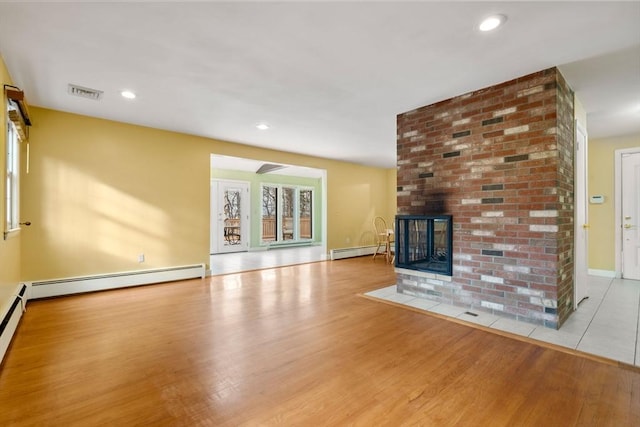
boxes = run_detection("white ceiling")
[0,1,638,169]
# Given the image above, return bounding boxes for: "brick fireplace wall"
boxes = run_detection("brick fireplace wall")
[396,67,575,328]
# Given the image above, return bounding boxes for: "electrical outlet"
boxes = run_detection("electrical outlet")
[138,253,145,263]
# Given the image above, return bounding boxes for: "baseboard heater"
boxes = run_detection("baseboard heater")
[0,283,28,364]
[330,245,377,260]
[29,264,206,299]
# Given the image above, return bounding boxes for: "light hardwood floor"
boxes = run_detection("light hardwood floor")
[1,257,638,426]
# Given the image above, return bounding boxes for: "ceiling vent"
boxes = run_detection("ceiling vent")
[256,163,285,174]
[68,84,103,100]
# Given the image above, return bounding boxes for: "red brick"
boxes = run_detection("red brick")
[396,67,574,328]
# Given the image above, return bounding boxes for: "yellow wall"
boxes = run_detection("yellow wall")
[0,56,21,311]
[588,133,640,270]
[21,107,396,281]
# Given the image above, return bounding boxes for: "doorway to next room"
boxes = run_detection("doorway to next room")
[209,154,328,274]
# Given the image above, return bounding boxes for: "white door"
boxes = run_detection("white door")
[622,152,640,280]
[211,180,250,254]
[574,123,589,307]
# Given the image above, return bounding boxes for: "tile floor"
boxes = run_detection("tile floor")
[210,245,327,275]
[365,275,640,367]
[210,249,639,367]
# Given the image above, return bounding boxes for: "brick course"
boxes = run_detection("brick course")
[396,67,574,328]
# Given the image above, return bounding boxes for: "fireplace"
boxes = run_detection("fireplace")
[395,215,452,276]
[395,68,576,328]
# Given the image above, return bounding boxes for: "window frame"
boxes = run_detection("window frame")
[260,184,314,244]
[4,105,20,237]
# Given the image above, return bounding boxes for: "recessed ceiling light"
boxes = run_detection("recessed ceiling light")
[121,90,136,99]
[479,14,507,32]
[256,123,270,130]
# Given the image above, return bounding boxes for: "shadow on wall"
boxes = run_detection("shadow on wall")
[360,229,377,247]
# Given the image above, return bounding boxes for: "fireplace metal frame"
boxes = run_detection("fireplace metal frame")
[395,215,453,276]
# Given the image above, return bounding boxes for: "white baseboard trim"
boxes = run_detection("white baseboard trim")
[588,269,616,278]
[330,245,377,260]
[0,283,29,364]
[29,264,206,299]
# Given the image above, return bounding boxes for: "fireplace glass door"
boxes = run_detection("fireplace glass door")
[395,215,452,275]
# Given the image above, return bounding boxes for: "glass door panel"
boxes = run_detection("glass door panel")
[261,186,277,242]
[299,189,312,239]
[223,187,242,247]
[282,187,295,240]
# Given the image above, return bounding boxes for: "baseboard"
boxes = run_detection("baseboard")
[330,245,377,260]
[0,283,29,365]
[29,264,206,299]
[588,269,616,278]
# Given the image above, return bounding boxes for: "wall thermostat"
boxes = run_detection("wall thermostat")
[589,195,605,204]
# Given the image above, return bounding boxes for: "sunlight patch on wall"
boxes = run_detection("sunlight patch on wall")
[41,158,169,270]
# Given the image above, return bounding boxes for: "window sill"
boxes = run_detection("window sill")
[3,227,21,241]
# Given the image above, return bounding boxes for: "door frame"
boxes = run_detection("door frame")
[614,147,640,278]
[574,121,589,308]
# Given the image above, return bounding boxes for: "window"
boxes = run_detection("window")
[261,184,313,243]
[282,187,295,240]
[261,186,277,242]
[299,189,312,239]
[5,114,19,233]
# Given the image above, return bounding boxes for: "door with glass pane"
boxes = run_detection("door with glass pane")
[211,180,249,254]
